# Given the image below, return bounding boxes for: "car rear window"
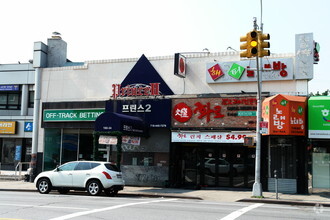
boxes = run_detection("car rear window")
[104,163,120,172]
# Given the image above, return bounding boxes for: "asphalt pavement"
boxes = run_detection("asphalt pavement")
[0,178,329,207]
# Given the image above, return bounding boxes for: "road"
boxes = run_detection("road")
[0,191,329,220]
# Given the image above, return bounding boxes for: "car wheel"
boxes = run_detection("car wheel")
[37,178,52,194]
[86,180,102,196]
[105,188,118,197]
[58,189,70,194]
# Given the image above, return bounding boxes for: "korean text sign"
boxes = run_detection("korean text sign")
[262,94,306,136]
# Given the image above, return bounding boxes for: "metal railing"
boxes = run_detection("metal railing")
[15,162,32,178]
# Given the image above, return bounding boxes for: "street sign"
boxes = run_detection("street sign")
[24,122,33,132]
[260,121,268,134]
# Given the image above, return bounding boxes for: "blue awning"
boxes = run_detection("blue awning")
[94,112,148,136]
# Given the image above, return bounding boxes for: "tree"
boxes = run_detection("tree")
[309,89,330,96]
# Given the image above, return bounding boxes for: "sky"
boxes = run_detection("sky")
[0,0,328,94]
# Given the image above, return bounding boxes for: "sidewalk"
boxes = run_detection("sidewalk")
[0,180,329,207]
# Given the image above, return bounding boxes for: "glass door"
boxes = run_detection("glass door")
[182,146,200,188]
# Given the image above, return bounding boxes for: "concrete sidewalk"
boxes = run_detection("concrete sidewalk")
[0,180,329,207]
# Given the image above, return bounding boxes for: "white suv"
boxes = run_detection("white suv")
[34,161,124,196]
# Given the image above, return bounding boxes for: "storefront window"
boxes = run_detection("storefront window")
[44,129,94,171]
[61,129,79,164]
[312,141,330,190]
[1,139,23,169]
[44,129,61,171]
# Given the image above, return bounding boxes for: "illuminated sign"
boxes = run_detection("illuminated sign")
[174,53,186,78]
[43,109,104,122]
[0,121,16,134]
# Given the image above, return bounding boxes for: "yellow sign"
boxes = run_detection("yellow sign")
[0,121,16,134]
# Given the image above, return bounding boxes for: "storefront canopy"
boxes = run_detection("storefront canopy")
[94,112,147,136]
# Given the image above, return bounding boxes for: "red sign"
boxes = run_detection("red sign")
[262,94,306,136]
[173,102,192,123]
[208,64,224,81]
[112,83,160,99]
[172,97,257,128]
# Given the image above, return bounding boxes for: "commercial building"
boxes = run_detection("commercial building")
[32,33,319,194]
[0,64,34,170]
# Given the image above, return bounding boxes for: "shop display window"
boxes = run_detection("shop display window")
[44,129,61,171]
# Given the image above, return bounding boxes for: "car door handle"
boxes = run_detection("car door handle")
[86,173,90,176]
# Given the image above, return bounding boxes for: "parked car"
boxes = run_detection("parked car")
[34,161,124,196]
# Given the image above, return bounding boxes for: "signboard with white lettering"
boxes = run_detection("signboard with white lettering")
[106,99,171,128]
[43,109,104,122]
[171,131,254,143]
[206,58,294,83]
[0,85,19,91]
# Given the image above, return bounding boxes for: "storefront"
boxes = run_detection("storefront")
[262,94,308,194]
[308,96,330,192]
[95,98,172,186]
[41,101,105,171]
[169,96,257,188]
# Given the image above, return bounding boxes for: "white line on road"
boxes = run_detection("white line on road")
[48,198,178,220]
[220,203,264,220]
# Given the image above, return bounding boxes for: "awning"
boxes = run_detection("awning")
[94,112,148,136]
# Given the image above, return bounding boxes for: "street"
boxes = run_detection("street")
[0,191,329,220]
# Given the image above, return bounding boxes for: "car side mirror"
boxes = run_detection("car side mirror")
[55,166,60,172]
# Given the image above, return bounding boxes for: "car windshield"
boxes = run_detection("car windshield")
[58,162,77,171]
[104,163,120,172]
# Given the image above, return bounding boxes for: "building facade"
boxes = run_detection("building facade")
[32,33,317,193]
[0,64,35,170]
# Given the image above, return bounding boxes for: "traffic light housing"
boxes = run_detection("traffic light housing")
[249,31,258,57]
[240,31,258,58]
[240,33,249,57]
[258,32,270,57]
[313,41,320,64]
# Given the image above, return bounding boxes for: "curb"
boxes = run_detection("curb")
[239,198,330,207]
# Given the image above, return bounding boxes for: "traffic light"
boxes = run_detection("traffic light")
[249,31,258,57]
[314,41,320,64]
[240,31,258,58]
[258,32,270,57]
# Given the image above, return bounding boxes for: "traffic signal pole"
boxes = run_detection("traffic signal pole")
[252,17,263,197]
[252,53,263,197]
[240,18,270,197]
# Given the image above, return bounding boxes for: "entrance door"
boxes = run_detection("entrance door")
[204,144,248,188]
[182,146,201,188]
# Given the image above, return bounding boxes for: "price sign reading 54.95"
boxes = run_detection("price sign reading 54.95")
[226,134,246,140]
